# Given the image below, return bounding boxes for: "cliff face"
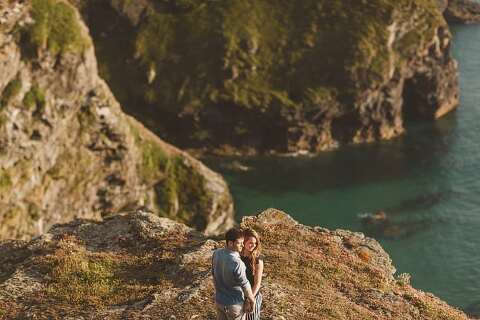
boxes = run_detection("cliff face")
[0,208,469,319]
[74,0,459,155]
[0,0,234,240]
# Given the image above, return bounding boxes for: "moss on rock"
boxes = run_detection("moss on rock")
[23,0,90,56]
[154,156,211,230]
[128,119,212,230]
[0,170,12,190]
[23,85,46,111]
[1,77,23,109]
[129,121,169,181]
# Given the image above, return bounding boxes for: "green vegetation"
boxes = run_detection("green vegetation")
[128,120,210,229]
[28,203,41,221]
[97,0,441,148]
[43,245,154,306]
[1,77,22,109]
[23,85,46,112]
[129,121,169,181]
[23,0,90,56]
[131,0,442,114]
[0,170,12,190]
[154,156,211,229]
[46,250,119,305]
[0,114,7,128]
[139,139,169,181]
[304,87,338,109]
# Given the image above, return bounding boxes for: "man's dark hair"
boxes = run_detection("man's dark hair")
[225,228,244,243]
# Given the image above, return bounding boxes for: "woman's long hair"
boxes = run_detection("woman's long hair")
[243,228,261,276]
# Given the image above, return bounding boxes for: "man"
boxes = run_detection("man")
[212,228,256,320]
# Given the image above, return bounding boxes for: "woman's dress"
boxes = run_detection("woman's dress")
[241,255,263,320]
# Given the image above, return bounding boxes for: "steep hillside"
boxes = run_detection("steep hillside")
[0,0,234,240]
[0,208,469,319]
[75,0,459,154]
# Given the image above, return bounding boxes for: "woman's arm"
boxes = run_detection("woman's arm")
[252,259,264,296]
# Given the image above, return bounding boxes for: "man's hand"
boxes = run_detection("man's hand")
[244,297,255,313]
[244,299,252,313]
[242,284,255,313]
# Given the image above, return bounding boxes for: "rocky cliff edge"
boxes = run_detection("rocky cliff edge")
[0,208,469,319]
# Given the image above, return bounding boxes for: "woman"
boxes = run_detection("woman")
[241,228,264,320]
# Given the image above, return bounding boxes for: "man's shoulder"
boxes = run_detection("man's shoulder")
[213,248,227,256]
[214,249,243,264]
[213,248,232,260]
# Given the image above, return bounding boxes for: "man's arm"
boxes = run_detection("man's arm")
[242,284,255,303]
[242,285,255,313]
[233,261,255,312]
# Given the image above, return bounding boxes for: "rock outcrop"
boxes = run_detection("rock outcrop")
[0,208,469,319]
[73,0,459,155]
[0,0,234,240]
[444,0,480,24]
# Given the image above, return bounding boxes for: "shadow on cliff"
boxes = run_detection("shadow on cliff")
[82,2,167,136]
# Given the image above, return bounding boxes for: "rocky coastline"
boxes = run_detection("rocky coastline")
[68,0,461,156]
[0,2,477,318]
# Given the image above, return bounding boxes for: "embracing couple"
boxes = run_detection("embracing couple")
[212,227,264,320]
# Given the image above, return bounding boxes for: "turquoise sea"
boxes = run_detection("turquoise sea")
[205,24,480,312]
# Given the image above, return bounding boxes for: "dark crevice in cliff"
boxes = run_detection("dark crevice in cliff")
[402,76,434,128]
[331,114,360,144]
[83,2,169,139]
[194,105,289,153]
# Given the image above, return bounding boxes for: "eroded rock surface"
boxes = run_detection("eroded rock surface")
[73,0,459,155]
[0,0,234,239]
[0,209,470,319]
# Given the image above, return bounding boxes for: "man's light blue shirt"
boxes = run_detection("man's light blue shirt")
[212,248,251,306]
